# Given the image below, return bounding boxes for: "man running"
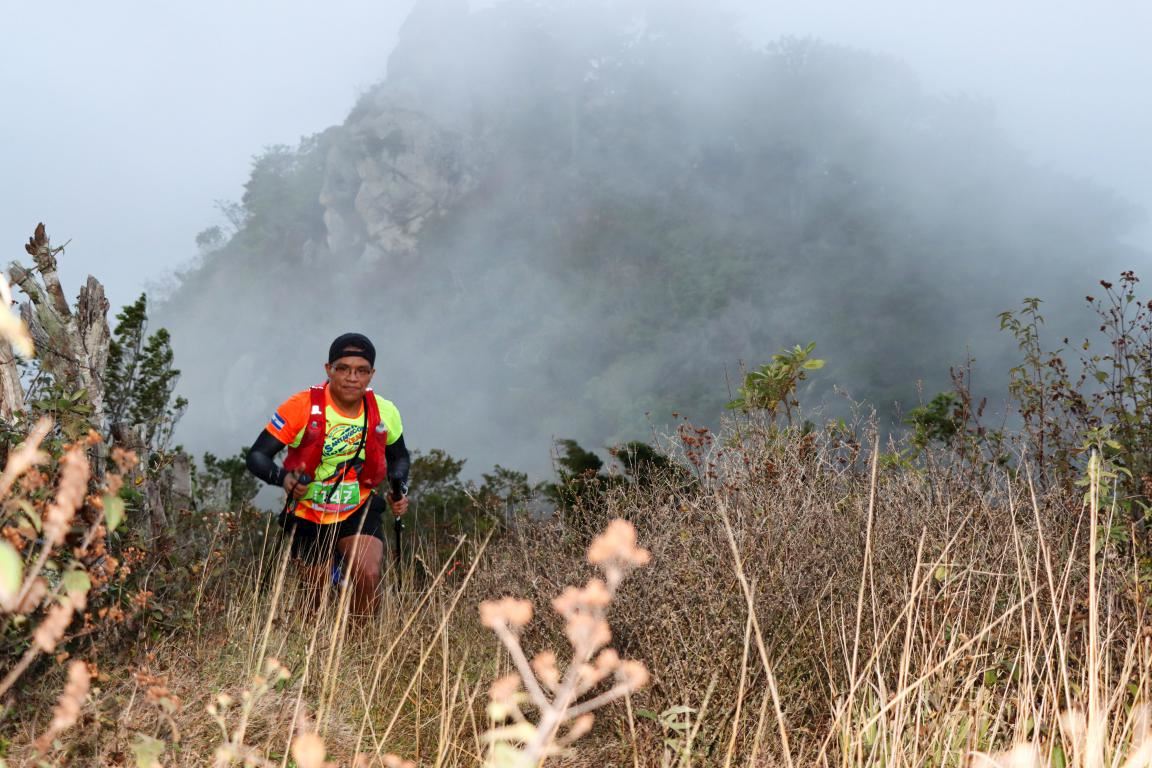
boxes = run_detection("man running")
[245,332,410,615]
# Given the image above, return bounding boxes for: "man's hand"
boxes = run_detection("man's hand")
[389,493,409,517]
[283,471,310,499]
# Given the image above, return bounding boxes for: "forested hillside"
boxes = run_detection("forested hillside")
[158,0,1141,471]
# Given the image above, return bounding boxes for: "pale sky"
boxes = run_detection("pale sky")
[1,0,417,307]
[2,0,1149,309]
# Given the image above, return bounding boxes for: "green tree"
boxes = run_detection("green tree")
[479,465,532,502]
[105,294,188,452]
[611,440,679,487]
[239,139,329,250]
[477,465,535,523]
[544,439,606,510]
[905,393,964,451]
[409,449,481,532]
[105,294,147,432]
[195,226,224,252]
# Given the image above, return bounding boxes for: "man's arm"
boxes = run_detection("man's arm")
[246,430,289,486]
[386,433,411,497]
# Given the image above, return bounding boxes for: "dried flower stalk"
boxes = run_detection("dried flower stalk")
[43,443,89,546]
[0,416,51,500]
[34,660,90,753]
[479,518,651,767]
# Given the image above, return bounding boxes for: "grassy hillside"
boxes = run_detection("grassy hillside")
[7,419,1151,767]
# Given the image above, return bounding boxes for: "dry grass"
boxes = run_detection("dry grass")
[476,421,1149,766]
[7,421,1152,767]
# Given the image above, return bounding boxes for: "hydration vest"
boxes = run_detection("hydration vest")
[282,384,389,489]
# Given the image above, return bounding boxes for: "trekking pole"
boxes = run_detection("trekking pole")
[393,513,403,591]
[390,480,405,592]
[269,471,312,589]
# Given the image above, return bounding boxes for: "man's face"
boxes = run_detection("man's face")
[325,354,375,401]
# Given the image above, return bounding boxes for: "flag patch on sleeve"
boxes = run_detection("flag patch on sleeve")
[271,412,286,430]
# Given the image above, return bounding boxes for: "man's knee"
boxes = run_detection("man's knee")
[355,559,381,586]
[344,542,382,584]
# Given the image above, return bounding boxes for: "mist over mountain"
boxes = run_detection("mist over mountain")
[157,0,1143,475]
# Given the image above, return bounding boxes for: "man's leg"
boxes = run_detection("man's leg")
[284,517,331,610]
[297,561,330,609]
[337,534,384,616]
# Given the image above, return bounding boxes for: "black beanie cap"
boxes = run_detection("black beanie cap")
[328,332,376,367]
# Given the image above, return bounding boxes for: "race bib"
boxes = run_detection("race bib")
[304,479,361,508]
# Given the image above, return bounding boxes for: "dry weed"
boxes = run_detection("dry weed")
[479,518,651,766]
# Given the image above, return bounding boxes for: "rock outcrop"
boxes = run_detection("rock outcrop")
[318,0,478,267]
[320,107,476,265]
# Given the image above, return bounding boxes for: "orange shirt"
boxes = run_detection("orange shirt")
[266,388,403,524]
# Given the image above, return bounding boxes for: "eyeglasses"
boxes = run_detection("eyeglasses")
[332,363,373,378]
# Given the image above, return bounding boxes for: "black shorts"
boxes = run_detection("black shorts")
[279,494,385,565]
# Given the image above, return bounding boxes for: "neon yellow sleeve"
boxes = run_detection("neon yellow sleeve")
[375,395,403,445]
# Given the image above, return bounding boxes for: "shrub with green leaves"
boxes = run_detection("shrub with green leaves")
[727,342,825,426]
[911,272,1152,544]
